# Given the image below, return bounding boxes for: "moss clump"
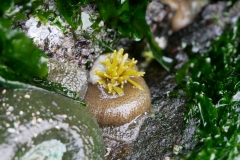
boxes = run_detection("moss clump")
[176,19,240,159]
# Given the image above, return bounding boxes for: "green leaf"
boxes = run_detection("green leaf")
[56,0,82,30]
[0,18,48,85]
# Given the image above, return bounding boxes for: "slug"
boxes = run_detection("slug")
[84,49,151,126]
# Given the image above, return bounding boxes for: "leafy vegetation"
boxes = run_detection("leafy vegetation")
[176,20,240,159]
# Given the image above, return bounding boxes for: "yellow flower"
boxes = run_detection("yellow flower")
[94,48,145,95]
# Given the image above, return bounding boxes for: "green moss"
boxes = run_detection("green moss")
[176,20,240,159]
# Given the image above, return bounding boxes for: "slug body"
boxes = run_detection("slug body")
[84,49,151,126]
[84,77,151,125]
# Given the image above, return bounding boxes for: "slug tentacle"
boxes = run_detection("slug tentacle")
[94,48,145,95]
